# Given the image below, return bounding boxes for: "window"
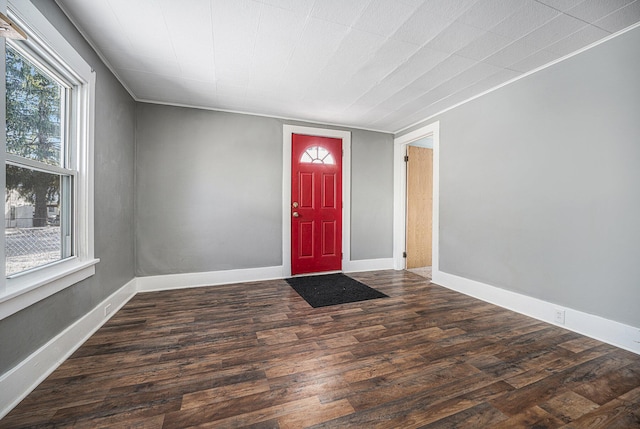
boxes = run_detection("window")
[5,44,73,276]
[300,146,335,165]
[1,1,97,318]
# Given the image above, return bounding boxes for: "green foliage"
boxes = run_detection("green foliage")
[6,45,62,227]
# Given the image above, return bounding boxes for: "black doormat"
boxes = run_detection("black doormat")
[286,273,388,308]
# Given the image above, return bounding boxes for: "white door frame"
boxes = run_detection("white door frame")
[282,125,351,278]
[393,121,440,274]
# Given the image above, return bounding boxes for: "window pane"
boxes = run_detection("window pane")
[300,146,335,165]
[5,165,71,275]
[6,45,63,166]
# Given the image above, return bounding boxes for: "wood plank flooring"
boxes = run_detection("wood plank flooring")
[2,270,640,428]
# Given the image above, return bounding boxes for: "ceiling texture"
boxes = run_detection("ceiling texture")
[55,0,640,133]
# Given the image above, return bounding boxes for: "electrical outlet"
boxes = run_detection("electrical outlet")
[104,303,112,316]
[554,309,565,325]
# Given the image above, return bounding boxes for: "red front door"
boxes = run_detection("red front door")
[291,134,342,275]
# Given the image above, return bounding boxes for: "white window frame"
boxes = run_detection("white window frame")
[0,0,98,320]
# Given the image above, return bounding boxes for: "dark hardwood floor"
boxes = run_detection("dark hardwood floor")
[2,270,640,428]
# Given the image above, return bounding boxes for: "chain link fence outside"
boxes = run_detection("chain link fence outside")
[5,224,61,275]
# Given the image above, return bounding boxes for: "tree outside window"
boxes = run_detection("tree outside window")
[5,44,71,276]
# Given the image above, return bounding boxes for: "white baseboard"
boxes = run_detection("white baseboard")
[344,258,395,273]
[136,265,285,292]
[0,278,137,419]
[135,261,397,292]
[432,269,640,355]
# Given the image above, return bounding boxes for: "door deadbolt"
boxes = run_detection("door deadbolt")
[292,202,299,208]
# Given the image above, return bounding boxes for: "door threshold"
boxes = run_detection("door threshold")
[289,270,343,278]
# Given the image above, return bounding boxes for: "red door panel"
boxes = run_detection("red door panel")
[322,173,336,208]
[291,134,342,275]
[299,221,314,257]
[322,221,336,256]
[300,172,314,208]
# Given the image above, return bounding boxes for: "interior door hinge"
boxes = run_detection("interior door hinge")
[403,251,407,258]
[404,155,409,162]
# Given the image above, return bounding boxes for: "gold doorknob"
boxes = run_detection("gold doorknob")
[292,212,299,218]
[292,202,299,208]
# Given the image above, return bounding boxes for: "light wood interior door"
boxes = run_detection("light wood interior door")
[406,145,433,269]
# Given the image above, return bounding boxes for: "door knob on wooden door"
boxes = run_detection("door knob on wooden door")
[292,212,299,218]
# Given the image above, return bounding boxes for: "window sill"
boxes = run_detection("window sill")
[0,258,99,320]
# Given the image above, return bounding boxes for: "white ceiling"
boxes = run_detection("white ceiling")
[55,0,640,133]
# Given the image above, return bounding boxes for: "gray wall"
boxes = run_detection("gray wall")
[136,104,394,276]
[0,1,136,375]
[350,129,394,260]
[136,105,283,275]
[402,26,640,327]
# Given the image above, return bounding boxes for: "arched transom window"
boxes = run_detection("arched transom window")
[300,146,335,165]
